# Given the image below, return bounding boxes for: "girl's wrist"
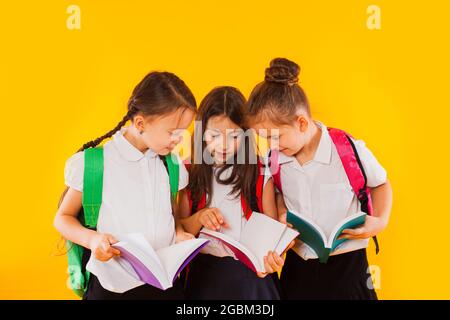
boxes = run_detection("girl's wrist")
[379,219,388,234]
[86,230,100,250]
[194,210,203,226]
[176,224,186,234]
[375,214,389,230]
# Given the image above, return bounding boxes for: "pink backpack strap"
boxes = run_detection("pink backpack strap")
[328,127,379,254]
[268,150,282,193]
[327,128,372,213]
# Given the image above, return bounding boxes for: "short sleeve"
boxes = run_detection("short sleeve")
[64,152,84,192]
[353,139,387,188]
[175,154,189,191]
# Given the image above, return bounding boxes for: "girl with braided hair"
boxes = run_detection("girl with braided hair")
[54,71,196,299]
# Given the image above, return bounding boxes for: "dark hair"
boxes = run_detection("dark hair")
[78,71,197,152]
[247,57,310,125]
[188,86,258,211]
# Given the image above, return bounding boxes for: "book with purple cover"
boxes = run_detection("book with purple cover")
[112,233,209,290]
[199,212,299,273]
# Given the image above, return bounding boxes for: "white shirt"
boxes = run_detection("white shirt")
[64,128,188,293]
[273,121,387,260]
[199,165,271,259]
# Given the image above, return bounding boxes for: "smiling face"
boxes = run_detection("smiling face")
[250,113,312,157]
[133,107,196,155]
[204,114,244,164]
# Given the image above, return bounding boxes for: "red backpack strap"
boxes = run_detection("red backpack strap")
[187,190,207,215]
[240,159,265,220]
[328,127,379,254]
[256,158,264,213]
[183,162,194,214]
[197,193,207,211]
[268,150,282,193]
[241,195,253,220]
[186,189,193,214]
[183,161,207,215]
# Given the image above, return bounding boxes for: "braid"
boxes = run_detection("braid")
[77,109,133,152]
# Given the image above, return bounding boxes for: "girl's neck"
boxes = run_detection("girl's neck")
[294,121,321,166]
[123,128,149,153]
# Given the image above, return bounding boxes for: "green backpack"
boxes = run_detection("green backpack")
[66,147,180,297]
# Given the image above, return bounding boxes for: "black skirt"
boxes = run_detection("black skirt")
[280,249,378,300]
[185,254,281,300]
[83,273,185,300]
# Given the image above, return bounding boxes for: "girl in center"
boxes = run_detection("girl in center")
[177,86,285,300]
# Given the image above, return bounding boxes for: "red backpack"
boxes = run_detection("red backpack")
[269,127,379,254]
[185,159,265,219]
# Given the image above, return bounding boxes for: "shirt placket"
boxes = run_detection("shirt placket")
[289,161,312,218]
[302,161,319,220]
[302,176,312,218]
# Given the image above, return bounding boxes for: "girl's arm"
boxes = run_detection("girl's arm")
[172,189,195,242]
[273,187,296,230]
[370,179,393,226]
[341,179,393,239]
[54,187,120,261]
[276,192,288,224]
[175,189,228,236]
[259,178,292,279]
[261,179,278,220]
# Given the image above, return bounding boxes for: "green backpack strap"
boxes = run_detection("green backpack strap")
[82,147,104,228]
[165,153,179,201]
[66,239,88,297]
[67,147,104,297]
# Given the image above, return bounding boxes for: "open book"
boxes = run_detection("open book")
[112,233,209,290]
[287,211,366,263]
[199,212,299,273]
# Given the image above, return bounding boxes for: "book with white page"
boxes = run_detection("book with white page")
[112,233,209,290]
[199,212,299,273]
[287,210,366,263]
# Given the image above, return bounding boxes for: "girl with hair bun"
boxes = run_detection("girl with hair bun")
[246,58,393,300]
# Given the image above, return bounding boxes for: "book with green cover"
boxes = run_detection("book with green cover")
[287,211,366,263]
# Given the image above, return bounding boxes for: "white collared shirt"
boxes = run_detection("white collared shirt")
[199,165,271,259]
[272,122,387,260]
[64,128,188,293]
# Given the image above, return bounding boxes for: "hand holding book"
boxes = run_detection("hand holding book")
[88,232,121,262]
[256,247,294,278]
[175,228,195,243]
[111,233,209,290]
[339,215,387,240]
[287,210,367,263]
[200,212,299,274]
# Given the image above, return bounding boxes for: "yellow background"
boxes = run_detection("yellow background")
[1,0,449,299]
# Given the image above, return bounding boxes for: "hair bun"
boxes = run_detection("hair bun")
[264,58,300,85]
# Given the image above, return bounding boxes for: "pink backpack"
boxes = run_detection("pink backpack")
[269,127,379,254]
